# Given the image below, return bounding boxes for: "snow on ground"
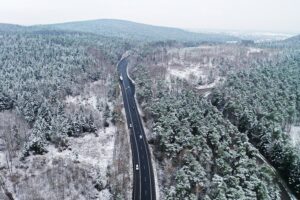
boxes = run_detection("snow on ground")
[289,125,300,147]
[248,47,262,53]
[0,124,117,200]
[247,47,263,56]
[65,95,97,110]
[65,79,110,110]
[0,145,6,169]
[0,117,116,200]
[167,64,205,80]
[196,77,223,90]
[48,126,116,180]
[62,79,116,199]
[162,45,269,93]
[0,78,118,200]
[99,189,113,199]
[166,54,209,83]
[160,46,225,93]
[44,125,116,199]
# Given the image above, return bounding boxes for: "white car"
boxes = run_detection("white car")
[139,135,143,139]
[129,123,133,128]
[135,164,139,171]
[120,75,123,81]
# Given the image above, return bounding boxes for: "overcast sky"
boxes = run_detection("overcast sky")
[0,0,299,33]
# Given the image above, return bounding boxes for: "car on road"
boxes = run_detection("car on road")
[139,135,143,139]
[135,164,139,171]
[120,75,123,81]
[129,123,133,128]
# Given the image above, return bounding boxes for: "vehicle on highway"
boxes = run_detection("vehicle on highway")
[135,164,139,171]
[139,135,143,139]
[120,75,123,81]
[129,123,133,128]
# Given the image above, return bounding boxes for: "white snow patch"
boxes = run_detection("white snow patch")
[47,126,116,181]
[99,189,113,199]
[0,150,6,169]
[248,47,262,53]
[289,125,300,146]
[168,65,204,80]
[65,95,98,110]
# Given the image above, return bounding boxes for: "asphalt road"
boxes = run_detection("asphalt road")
[118,57,156,200]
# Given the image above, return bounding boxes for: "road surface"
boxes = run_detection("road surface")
[118,57,156,200]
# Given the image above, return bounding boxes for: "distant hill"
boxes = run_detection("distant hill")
[277,34,300,47]
[284,34,300,43]
[37,19,239,43]
[0,23,25,32]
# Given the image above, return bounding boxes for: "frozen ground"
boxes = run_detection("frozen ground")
[164,46,222,92]
[66,95,97,110]
[0,78,120,200]
[47,125,116,185]
[0,128,116,200]
[289,125,300,147]
[156,45,275,94]
[0,125,116,200]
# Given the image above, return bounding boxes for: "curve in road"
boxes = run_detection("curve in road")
[118,57,156,200]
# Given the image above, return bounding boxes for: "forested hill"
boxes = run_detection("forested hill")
[284,34,300,43]
[36,19,239,43]
[0,23,25,32]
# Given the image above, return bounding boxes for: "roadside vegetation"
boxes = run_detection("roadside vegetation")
[130,42,300,199]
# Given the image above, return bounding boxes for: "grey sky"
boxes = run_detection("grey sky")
[0,0,299,33]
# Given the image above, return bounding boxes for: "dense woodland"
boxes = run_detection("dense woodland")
[0,30,127,158]
[0,29,133,199]
[133,68,281,199]
[211,51,300,197]
[131,43,300,199]
[151,91,281,199]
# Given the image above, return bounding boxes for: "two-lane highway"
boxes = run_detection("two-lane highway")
[118,57,156,200]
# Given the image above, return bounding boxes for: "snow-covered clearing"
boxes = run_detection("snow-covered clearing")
[65,79,109,110]
[66,95,97,110]
[160,45,272,93]
[163,46,221,92]
[247,47,263,56]
[168,65,205,80]
[48,126,116,181]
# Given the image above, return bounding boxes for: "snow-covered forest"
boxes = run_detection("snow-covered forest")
[211,52,300,197]
[0,18,300,200]
[129,41,300,199]
[0,29,131,199]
